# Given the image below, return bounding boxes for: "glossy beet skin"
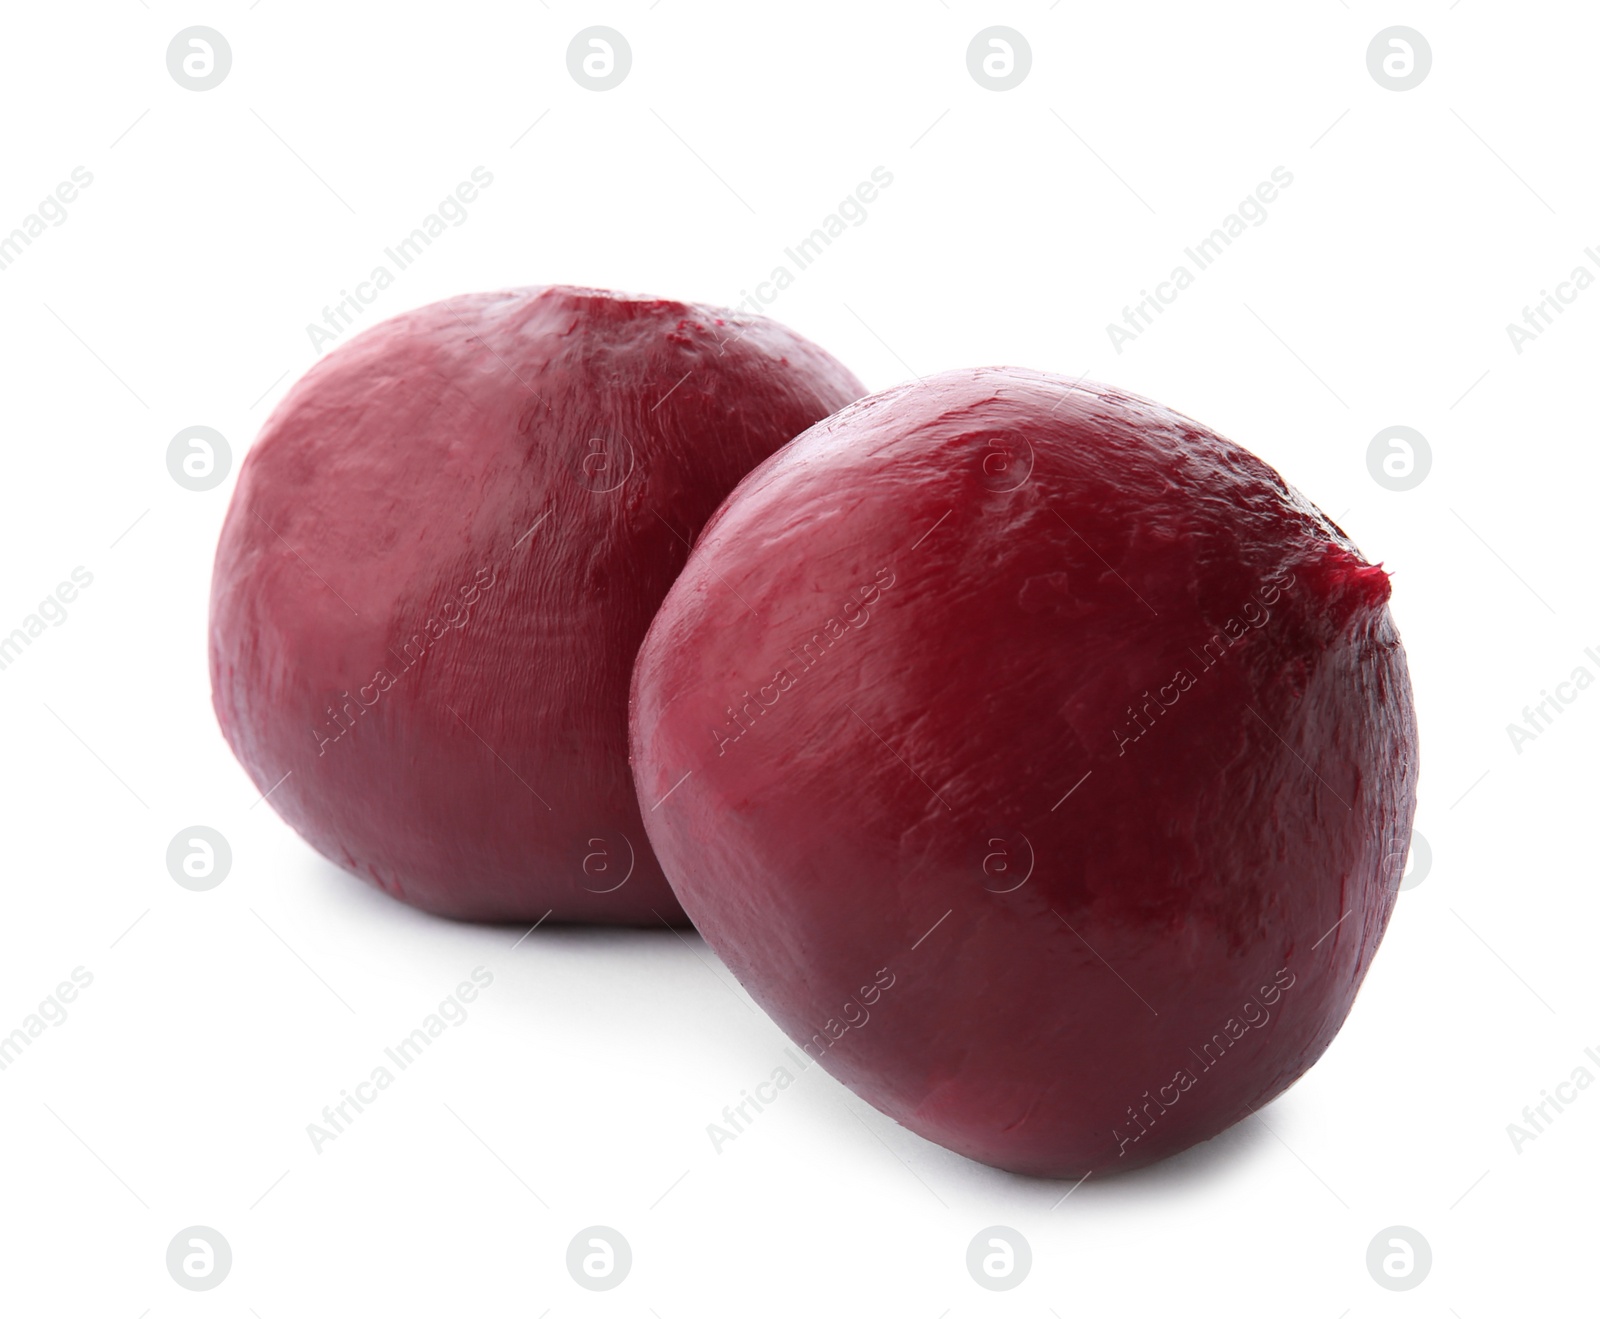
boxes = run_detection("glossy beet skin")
[210,286,864,924]
[631,368,1419,1176]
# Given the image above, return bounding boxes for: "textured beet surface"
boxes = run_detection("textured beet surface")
[210,286,864,924]
[631,367,1419,1176]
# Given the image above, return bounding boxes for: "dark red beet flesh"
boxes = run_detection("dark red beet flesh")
[630,367,1419,1175]
[210,286,864,924]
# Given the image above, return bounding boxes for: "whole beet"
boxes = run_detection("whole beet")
[631,368,1419,1174]
[210,286,864,923]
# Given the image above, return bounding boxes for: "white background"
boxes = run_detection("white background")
[0,1,1593,1314]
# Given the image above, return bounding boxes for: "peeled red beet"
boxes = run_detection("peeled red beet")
[630,368,1419,1176]
[210,286,863,924]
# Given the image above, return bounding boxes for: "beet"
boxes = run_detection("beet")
[630,367,1419,1175]
[210,286,864,924]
